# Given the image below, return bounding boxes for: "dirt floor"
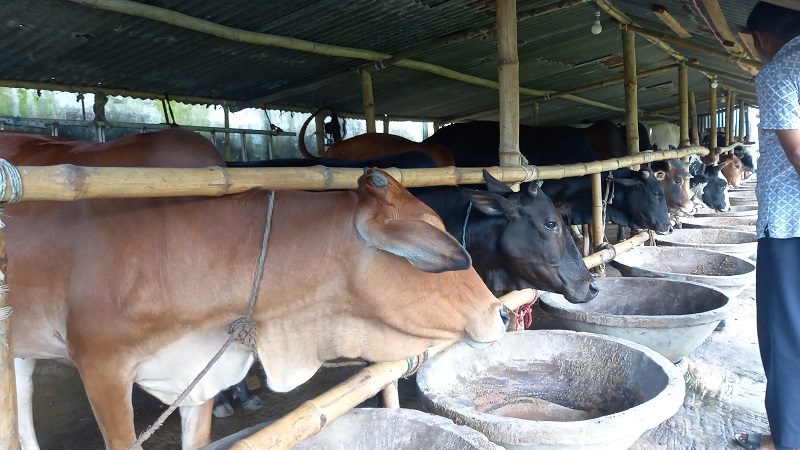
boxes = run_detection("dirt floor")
[28,267,766,449]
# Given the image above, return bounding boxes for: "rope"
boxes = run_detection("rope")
[0,159,24,228]
[403,349,429,378]
[461,203,472,247]
[127,190,276,450]
[0,305,11,321]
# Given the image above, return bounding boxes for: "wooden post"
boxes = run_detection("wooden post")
[496,0,521,167]
[738,99,746,142]
[224,105,232,161]
[382,115,390,134]
[0,220,20,449]
[725,89,735,147]
[360,69,376,133]
[314,114,325,155]
[689,92,699,146]
[678,63,690,147]
[381,380,400,408]
[622,29,640,166]
[591,172,605,274]
[532,102,539,127]
[93,92,108,143]
[709,82,718,150]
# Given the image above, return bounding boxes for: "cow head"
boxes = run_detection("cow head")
[697,163,730,212]
[652,159,694,213]
[351,170,506,351]
[720,154,744,188]
[612,170,672,234]
[461,171,598,304]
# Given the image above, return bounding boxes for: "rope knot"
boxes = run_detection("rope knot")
[227,317,258,351]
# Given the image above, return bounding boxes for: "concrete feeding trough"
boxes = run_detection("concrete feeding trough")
[679,216,756,232]
[729,191,757,207]
[538,278,730,363]
[610,246,756,299]
[417,330,685,450]
[203,408,502,450]
[654,228,757,260]
[694,205,757,218]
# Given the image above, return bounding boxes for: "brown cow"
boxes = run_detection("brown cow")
[651,159,694,213]
[719,153,745,187]
[2,129,506,450]
[297,109,455,166]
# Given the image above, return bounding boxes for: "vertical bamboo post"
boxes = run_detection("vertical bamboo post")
[224,105,232,161]
[381,381,400,408]
[689,92,699,146]
[591,172,605,276]
[678,63,690,147]
[709,82,718,151]
[360,69,376,134]
[496,0,522,167]
[725,89,734,147]
[382,115,390,134]
[532,102,539,127]
[738,99,746,142]
[0,222,19,450]
[314,114,325,155]
[622,29,639,168]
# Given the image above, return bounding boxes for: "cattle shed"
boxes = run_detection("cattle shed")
[0,0,775,449]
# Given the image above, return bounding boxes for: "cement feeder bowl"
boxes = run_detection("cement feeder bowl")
[653,228,757,260]
[203,408,502,450]
[609,246,756,299]
[694,205,758,218]
[417,330,685,450]
[679,216,756,232]
[538,278,730,363]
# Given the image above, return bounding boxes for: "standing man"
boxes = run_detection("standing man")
[736,3,800,450]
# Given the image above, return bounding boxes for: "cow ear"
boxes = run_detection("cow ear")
[654,170,667,181]
[356,217,471,273]
[465,190,518,218]
[482,169,513,193]
[525,179,543,196]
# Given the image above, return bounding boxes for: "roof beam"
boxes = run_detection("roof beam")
[70,0,617,115]
[699,0,757,75]
[442,63,678,123]
[652,6,692,38]
[738,30,762,62]
[764,0,800,12]
[683,61,755,86]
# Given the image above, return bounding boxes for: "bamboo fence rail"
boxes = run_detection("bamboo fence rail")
[0,146,709,202]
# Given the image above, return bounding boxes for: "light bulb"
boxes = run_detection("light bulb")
[711,78,718,89]
[591,11,602,35]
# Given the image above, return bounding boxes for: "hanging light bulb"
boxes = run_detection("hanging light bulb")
[591,11,602,35]
[711,77,718,89]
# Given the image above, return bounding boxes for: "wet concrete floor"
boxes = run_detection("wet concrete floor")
[27,270,765,449]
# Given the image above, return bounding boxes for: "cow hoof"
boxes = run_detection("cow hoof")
[213,402,235,418]
[241,395,266,411]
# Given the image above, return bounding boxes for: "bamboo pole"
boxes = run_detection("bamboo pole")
[689,92,699,146]
[738,99,746,142]
[725,89,735,146]
[314,114,325,155]
[0,147,709,202]
[678,63,690,147]
[382,116,390,134]
[224,106,232,161]
[381,380,399,408]
[360,70,376,134]
[684,61,755,86]
[591,172,605,265]
[532,102,539,127]
[0,221,19,449]
[496,0,521,167]
[709,82,718,150]
[583,231,650,269]
[622,29,639,168]
[228,289,538,450]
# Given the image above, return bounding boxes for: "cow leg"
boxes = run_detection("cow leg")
[179,400,214,450]
[582,225,591,256]
[15,358,40,450]
[76,361,136,450]
[616,226,626,242]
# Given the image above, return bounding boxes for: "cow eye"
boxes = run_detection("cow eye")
[653,192,662,199]
[674,177,682,185]
[544,219,559,231]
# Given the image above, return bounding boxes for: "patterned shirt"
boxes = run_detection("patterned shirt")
[755,35,800,239]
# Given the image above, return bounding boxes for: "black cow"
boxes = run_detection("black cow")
[688,155,730,212]
[424,121,671,233]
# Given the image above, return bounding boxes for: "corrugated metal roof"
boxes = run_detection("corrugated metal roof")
[1,0,761,125]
